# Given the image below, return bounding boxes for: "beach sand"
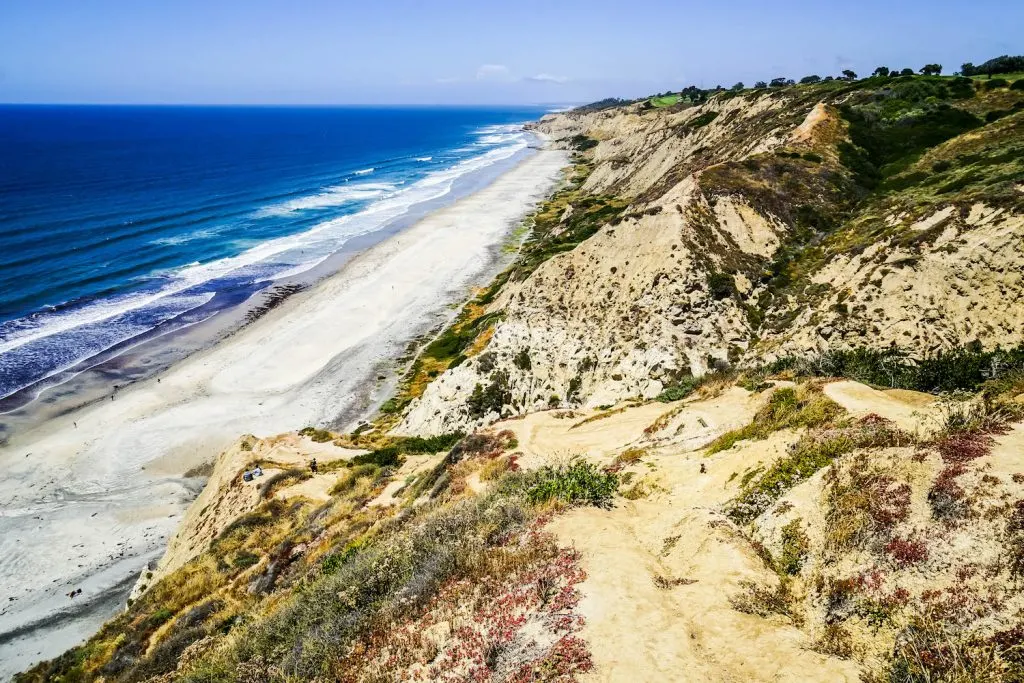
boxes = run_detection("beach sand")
[0,147,569,678]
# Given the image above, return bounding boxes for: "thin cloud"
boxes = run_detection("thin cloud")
[528,73,569,84]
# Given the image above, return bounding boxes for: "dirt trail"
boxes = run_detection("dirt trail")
[517,386,876,682]
[823,380,941,435]
[986,423,1024,479]
[501,387,767,469]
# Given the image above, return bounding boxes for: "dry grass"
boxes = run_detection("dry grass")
[824,452,913,553]
[612,446,647,468]
[570,405,630,429]
[479,454,518,481]
[643,403,687,436]
[729,578,795,619]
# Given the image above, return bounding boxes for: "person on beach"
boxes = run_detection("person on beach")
[310,458,318,474]
[253,465,263,477]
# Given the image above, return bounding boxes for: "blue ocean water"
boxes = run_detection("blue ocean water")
[0,105,547,403]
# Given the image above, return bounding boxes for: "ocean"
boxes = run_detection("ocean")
[0,105,548,412]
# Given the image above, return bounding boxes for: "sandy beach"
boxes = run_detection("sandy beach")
[0,146,568,678]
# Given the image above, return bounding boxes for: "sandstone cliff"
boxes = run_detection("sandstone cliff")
[397,78,1024,436]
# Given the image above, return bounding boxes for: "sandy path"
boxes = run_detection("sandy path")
[500,403,672,469]
[824,380,941,435]
[0,148,569,677]
[525,387,863,681]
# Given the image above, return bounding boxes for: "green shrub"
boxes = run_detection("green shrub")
[762,345,1024,394]
[298,426,333,442]
[379,397,409,414]
[569,133,599,151]
[688,111,719,128]
[513,347,532,371]
[148,608,175,628]
[567,376,583,403]
[726,416,907,524]
[392,432,464,455]
[466,370,512,419]
[656,375,705,402]
[525,461,619,508]
[839,102,982,184]
[707,272,736,300]
[320,540,364,575]
[776,520,809,575]
[233,551,260,569]
[350,447,401,468]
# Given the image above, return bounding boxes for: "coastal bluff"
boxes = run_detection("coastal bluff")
[17,71,1024,682]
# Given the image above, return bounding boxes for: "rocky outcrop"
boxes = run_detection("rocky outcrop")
[757,205,1024,357]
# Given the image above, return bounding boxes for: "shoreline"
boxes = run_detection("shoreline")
[0,138,535,440]
[0,143,569,679]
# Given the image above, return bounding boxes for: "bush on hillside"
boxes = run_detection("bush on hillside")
[763,344,1024,394]
[466,370,512,419]
[687,111,719,128]
[707,271,736,300]
[708,384,844,455]
[525,461,619,508]
[569,134,598,151]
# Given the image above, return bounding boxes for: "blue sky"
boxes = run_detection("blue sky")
[1,0,1021,104]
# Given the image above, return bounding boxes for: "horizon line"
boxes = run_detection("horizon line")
[0,101,581,108]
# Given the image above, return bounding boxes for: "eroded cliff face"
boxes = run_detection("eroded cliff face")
[397,83,1024,436]
[396,94,816,435]
[757,205,1024,358]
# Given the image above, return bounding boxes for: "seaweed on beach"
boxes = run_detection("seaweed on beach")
[243,284,307,325]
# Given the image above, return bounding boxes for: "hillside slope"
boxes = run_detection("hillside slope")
[397,75,1023,436]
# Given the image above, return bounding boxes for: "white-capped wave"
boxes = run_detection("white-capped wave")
[151,228,220,247]
[415,156,432,162]
[353,168,374,175]
[257,182,394,217]
[474,123,524,135]
[0,136,530,361]
[0,291,216,399]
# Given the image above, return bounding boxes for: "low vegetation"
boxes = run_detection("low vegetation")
[727,413,909,524]
[18,433,616,683]
[707,384,843,454]
[525,460,619,508]
[763,344,1024,394]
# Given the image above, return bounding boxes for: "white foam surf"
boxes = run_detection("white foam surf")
[0,133,532,375]
[257,182,395,217]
